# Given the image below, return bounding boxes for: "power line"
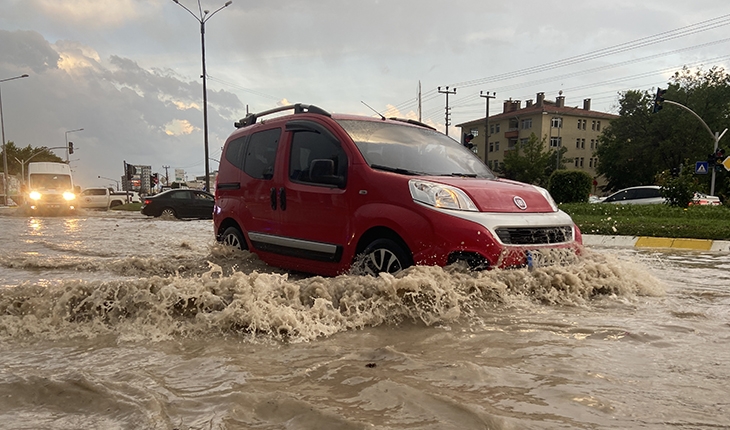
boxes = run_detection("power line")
[394,13,730,119]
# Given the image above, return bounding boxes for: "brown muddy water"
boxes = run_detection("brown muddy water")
[0,209,728,429]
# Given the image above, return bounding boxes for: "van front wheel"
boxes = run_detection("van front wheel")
[357,239,411,276]
[222,227,247,250]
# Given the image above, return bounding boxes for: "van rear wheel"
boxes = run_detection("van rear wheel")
[357,238,411,276]
[222,227,247,250]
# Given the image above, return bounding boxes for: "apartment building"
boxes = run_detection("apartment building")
[456,92,618,178]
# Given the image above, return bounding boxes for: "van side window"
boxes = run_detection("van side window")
[224,136,247,171]
[244,128,280,180]
[289,130,347,186]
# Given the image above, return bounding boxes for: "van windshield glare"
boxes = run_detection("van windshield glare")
[336,119,495,178]
[29,174,72,190]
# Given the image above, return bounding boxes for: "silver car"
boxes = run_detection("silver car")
[602,185,666,205]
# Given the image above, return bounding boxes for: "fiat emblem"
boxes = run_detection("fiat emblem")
[513,196,527,210]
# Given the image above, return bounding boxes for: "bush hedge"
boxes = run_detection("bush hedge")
[548,170,593,203]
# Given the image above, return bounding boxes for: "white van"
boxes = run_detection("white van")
[79,187,111,210]
[25,162,78,214]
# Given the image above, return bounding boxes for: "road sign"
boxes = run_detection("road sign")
[695,161,709,174]
[723,156,730,171]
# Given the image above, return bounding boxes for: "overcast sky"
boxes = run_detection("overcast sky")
[1,0,728,188]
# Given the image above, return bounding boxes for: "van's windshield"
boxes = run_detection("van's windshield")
[29,174,72,190]
[336,119,495,178]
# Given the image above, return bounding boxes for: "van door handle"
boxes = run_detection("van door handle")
[279,187,287,211]
[270,187,277,210]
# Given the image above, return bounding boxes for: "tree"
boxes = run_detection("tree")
[499,132,564,186]
[548,170,593,203]
[596,66,730,198]
[0,141,64,176]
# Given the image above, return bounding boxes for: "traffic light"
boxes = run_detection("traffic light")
[152,173,159,185]
[652,88,667,113]
[68,142,74,155]
[125,163,136,180]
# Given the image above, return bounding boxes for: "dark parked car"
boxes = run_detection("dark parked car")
[141,189,214,219]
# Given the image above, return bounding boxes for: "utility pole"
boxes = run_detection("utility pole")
[438,86,456,136]
[417,81,422,123]
[162,165,170,185]
[480,91,496,164]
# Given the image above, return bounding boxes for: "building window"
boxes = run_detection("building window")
[470,128,479,137]
[489,142,494,152]
[495,141,500,151]
[520,118,532,129]
[576,138,581,149]
[551,117,562,128]
[596,121,601,131]
[550,137,561,147]
[575,157,579,166]
[578,119,587,130]
[519,138,529,146]
[591,120,596,131]
[590,139,595,149]
[581,138,585,149]
[580,157,584,167]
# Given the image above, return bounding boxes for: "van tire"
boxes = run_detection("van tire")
[222,227,247,250]
[358,238,411,275]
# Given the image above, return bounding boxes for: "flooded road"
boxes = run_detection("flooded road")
[0,210,728,429]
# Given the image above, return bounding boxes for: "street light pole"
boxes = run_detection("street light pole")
[172,0,232,192]
[1,73,29,206]
[663,100,728,195]
[65,128,83,162]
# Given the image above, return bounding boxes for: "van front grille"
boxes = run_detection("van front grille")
[495,226,573,245]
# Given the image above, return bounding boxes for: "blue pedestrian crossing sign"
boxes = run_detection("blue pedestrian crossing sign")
[695,161,709,174]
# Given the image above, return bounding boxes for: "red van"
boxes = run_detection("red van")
[214,104,582,276]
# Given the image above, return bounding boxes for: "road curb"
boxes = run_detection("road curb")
[583,234,730,252]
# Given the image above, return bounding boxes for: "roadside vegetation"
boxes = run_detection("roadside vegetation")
[111,203,142,211]
[560,203,730,240]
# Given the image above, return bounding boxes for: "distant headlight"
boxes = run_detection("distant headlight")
[29,191,42,200]
[63,192,76,201]
[409,179,478,211]
[533,185,558,212]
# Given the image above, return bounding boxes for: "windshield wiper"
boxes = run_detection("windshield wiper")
[444,172,478,178]
[370,164,422,175]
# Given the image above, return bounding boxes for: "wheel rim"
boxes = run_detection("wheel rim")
[161,208,175,218]
[223,232,242,249]
[365,248,403,275]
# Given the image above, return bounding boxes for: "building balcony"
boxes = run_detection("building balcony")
[504,129,519,138]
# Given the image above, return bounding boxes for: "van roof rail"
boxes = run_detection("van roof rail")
[234,103,331,128]
[388,117,436,131]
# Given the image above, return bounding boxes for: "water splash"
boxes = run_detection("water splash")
[0,247,663,343]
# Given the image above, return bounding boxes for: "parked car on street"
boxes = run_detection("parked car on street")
[602,185,667,205]
[110,191,141,207]
[79,187,111,210]
[690,192,722,206]
[213,103,582,277]
[141,189,214,219]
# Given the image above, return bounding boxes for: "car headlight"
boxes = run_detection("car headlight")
[29,191,42,200]
[63,192,76,201]
[409,179,478,211]
[533,185,558,212]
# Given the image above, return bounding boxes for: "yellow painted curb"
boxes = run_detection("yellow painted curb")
[635,236,713,250]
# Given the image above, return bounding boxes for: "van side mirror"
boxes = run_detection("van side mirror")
[310,159,345,188]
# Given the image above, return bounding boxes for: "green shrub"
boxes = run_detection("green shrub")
[656,166,697,208]
[547,170,593,203]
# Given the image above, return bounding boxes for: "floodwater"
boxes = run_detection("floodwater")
[0,209,728,430]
